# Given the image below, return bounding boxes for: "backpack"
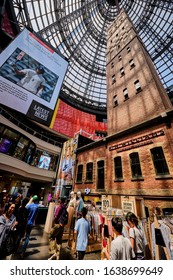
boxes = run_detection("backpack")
[58,206,68,226]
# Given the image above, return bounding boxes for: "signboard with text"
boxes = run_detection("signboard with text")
[122,200,134,214]
[102,195,112,213]
[0,28,69,126]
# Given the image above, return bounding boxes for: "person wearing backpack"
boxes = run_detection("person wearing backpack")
[48,197,68,260]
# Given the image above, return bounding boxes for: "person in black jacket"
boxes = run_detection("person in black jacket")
[15,197,29,252]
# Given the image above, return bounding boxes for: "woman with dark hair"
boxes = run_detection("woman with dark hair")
[0,203,17,259]
[125,212,145,260]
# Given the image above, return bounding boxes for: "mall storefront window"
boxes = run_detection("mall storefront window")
[30,149,58,171]
[0,123,59,171]
[13,136,30,160]
[0,125,19,155]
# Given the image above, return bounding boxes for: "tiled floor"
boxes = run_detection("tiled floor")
[10,224,101,260]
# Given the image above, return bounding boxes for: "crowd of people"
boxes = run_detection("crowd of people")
[0,189,39,259]
[103,212,145,260]
[47,191,146,261]
[0,188,146,261]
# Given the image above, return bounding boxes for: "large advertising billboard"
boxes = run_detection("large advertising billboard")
[54,135,79,198]
[0,28,69,126]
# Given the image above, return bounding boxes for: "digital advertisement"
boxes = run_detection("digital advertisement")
[0,28,69,126]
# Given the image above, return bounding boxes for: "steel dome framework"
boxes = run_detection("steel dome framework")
[9,0,173,117]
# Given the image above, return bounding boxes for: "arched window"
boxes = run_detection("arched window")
[134,80,142,93]
[97,160,105,189]
[120,67,125,76]
[123,88,129,100]
[129,59,135,69]
[113,95,118,107]
[86,162,93,181]
[114,156,123,180]
[112,74,116,84]
[76,164,83,182]
[111,62,114,68]
[150,147,169,175]
[118,54,122,61]
[130,152,142,178]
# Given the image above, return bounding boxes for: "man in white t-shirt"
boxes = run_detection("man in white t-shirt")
[13,65,45,96]
[103,217,135,260]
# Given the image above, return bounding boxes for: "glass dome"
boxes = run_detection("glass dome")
[10,0,173,116]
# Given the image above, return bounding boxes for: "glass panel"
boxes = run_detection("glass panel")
[0,128,19,155]
[13,1,173,112]
[77,164,83,182]
[113,95,118,106]
[114,156,123,179]
[30,149,42,167]
[13,136,30,160]
[97,160,104,189]
[130,152,142,177]
[23,143,36,164]
[49,155,59,171]
[86,162,93,181]
[151,147,169,175]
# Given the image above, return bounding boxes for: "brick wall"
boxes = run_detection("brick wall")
[106,10,172,136]
[74,119,173,212]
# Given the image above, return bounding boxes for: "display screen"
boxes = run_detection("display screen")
[38,155,51,170]
[0,28,69,126]
[0,138,12,154]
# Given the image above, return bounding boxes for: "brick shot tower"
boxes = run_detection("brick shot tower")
[106,9,172,136]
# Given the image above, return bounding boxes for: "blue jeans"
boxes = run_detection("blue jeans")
[21,224,33,254]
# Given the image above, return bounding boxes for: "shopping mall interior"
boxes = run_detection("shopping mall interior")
[0,0,173,260]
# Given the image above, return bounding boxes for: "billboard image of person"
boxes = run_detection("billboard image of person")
[0,28,69,126]
[12,65,46,97]
[38,155,51,170]
[0,48,59,103]
[54,136,78,198]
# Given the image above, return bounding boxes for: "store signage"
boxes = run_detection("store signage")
[17,141,24,149]
[122,201,134,214]
[102,195,112,212]
[85,188,91,194]
[109,130,165,152]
